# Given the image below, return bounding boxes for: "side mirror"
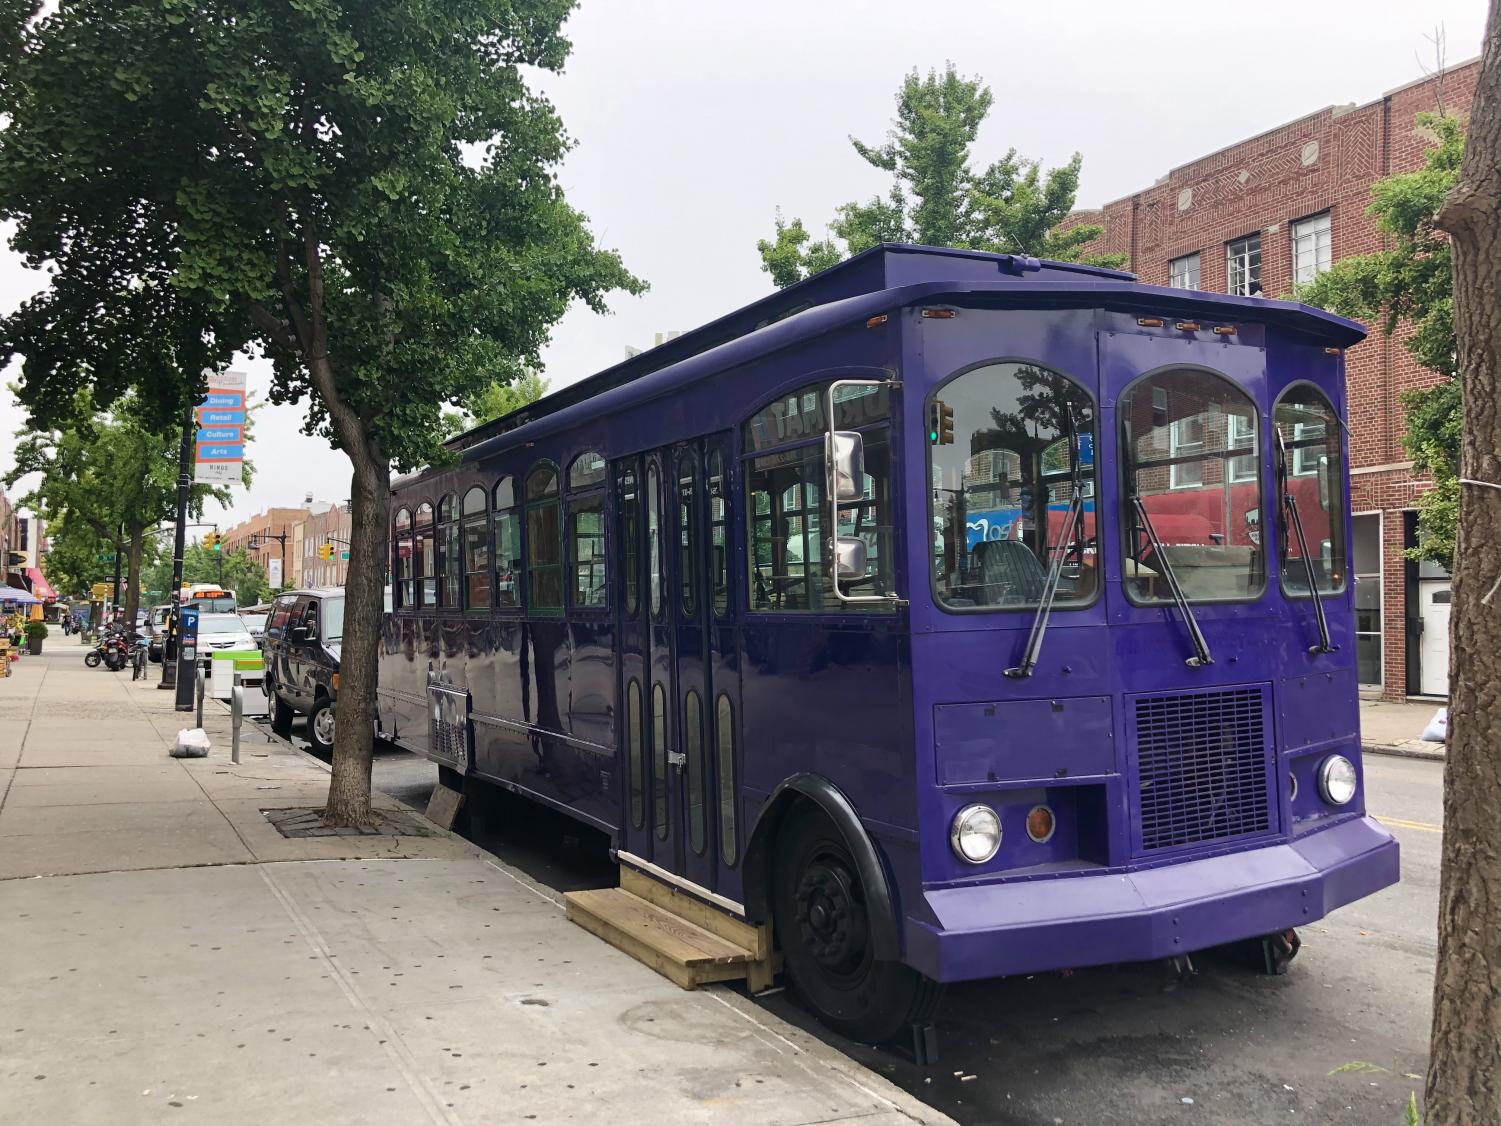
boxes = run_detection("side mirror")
[829,431,865,502]
[1317,456,1331,511]
[291,624,310,641]
[834,536,867,581]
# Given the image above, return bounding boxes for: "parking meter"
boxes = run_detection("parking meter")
[174,605,200,712]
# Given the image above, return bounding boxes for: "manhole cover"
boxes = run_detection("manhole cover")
[261,807,436,839]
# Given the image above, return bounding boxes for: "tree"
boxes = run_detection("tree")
[1425,3,1501,1120]
[440,370,550,438]
[6,392,226,630]
[143,543,267,608]
[1297,114,1462,567]
[757,64,1122,287]
[0,2,642,826]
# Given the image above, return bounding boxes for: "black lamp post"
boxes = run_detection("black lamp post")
[248,531,290,592]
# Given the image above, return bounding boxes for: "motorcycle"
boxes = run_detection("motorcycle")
[85,630,134,671]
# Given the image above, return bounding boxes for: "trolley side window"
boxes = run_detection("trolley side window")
[1274,384,1347,597]
[525,464,563,613]
[493,477,521,610]
[461,486,490,609]
[393,507,413,609]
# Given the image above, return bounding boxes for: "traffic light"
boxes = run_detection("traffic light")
[203,531,221,552]
[318,543,334,561]
[929,400,954,445]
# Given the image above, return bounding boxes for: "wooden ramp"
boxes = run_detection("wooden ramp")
[564,865,778,992]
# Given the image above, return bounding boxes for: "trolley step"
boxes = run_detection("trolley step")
[564,870,777,992]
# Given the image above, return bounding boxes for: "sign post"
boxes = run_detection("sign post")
[174,605,200,712]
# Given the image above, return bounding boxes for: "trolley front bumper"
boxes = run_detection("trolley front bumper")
[906,814,1399,984]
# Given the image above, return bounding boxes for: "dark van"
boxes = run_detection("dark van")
[262,589,343,753]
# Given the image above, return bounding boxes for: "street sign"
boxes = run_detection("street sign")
[340,551,349,561]
[95,553,116,563]
[90,582,109,599]
[194,371,247,485]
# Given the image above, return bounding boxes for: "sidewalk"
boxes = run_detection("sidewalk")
[1360,697,1446,761]
[0,652,951,1126]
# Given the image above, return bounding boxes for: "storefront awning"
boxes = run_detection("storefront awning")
[26,567,57,601]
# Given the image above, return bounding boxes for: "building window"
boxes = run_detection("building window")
[1352,514,1382,686]
[1228,414,1257,483]
[1226,234,1261,297]
[1169,252,1201,290]
[461,486,490,609]
[1292,212,1332,287]
[525,464,562,612]
[1169,414,1205,490]
[567,452,607,609]
[492,477,521,609]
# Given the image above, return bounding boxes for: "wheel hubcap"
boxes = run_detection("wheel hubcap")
[315,708,335,744]
[794,857,869,976]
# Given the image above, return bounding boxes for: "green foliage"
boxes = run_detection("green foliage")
[141,544,269,608]
[0,0,644,472]
[1406,1090,1421,1125]
[23,620,47,639]
[758,64,1124,287]
[1297,113,1463,568]
[440,370,550,437]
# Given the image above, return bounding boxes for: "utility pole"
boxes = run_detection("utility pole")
[160,405,194,690]
[111,522,124,621]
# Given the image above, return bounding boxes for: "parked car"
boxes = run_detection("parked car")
[238,609,269,642]
[262,589,342,754]
[145,604,171,662]
[195,612,257,666]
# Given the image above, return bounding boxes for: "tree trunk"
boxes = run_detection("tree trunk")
[122,522,146,635]
[322,446,390,828]
[1426,3,1501,1121]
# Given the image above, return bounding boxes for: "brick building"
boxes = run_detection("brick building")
[1066,61,1476,701]
[220,506,308,590]
[299,501,353,589]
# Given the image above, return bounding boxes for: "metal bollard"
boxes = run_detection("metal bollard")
[195,663,205,729]
[231,672,243,765]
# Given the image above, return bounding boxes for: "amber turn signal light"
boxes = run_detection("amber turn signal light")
[1026,805,1056,843]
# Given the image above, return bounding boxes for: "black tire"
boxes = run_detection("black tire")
[772,804,941,1043]
[84,651,101,668]
[271,692,294,737]
[307,696,335,755]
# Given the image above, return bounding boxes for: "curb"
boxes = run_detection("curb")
[1363,741,1444,762]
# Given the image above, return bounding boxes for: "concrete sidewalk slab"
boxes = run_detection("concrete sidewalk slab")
[4,764,205,806]
[0,858,948,1126]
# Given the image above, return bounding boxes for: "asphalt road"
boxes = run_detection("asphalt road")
[280,711,1441,1126]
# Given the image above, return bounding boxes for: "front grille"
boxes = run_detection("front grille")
[1131,686,1274,854]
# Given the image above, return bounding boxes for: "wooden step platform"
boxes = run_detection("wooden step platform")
[564,866,777,992]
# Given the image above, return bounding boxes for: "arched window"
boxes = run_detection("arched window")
[677,451,699,617]
[493,477,521,609]
[437,494,460,608]
[1121,368,1264,604]
[1274,384,1346,597]
[744,380,893,611]
[461,486,490,609]
[568,451,607,608]
[646,460,662,618]
[414,502,436,607]
[525,463,562,612]
[708,450,729,618]
[929,362,1098,611]
[568,450,607,491]
[619,464,641,616]
[393,507,413,609]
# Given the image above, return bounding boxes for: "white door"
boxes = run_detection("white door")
[1419,580,1452,697]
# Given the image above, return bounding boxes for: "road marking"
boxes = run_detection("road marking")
[1375,815,1443,834]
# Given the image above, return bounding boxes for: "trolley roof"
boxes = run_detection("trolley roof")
[441,243,1366,463]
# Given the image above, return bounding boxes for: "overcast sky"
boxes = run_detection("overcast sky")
[0,0,1486,530]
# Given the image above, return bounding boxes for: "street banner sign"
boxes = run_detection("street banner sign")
[194,371,247,484]
[268,558,283,587]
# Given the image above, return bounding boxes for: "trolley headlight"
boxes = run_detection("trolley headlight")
[950,804,1002,864]
[1318,754,1358,806]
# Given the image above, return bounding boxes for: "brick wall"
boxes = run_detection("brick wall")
[1064,61,1477,699]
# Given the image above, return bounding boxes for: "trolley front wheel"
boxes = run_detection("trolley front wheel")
[772,804,941,1044]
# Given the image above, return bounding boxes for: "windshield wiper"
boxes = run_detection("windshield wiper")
[1276,430,1334,654]
[1006,407,1086,679]
[1131,495,1213,668]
